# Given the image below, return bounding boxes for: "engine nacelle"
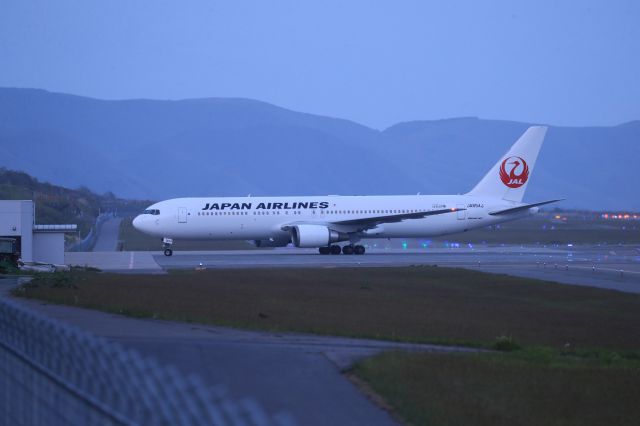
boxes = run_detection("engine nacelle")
[290,224,349,248]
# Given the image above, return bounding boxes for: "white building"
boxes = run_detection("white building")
[0,200,76,265]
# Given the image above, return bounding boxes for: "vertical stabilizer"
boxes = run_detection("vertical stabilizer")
[467,126,547,202]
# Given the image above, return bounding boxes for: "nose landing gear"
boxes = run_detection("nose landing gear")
[162,237,173,256]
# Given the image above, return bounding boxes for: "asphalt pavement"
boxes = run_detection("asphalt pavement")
[151,245,640,294]
[66,244,640,293]
[92,216,123,251]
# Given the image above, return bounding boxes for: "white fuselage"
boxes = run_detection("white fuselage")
[132,194,532,242]
[132,126,554,252]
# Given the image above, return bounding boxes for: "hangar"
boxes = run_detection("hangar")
[0,200,76,265]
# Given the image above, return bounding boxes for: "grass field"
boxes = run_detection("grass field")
[432,220,640,245]
[14,267,640,425]
[353,350,640,426]
[15,267,640,351]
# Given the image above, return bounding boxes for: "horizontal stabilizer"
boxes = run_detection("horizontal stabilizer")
[489,199,563,216]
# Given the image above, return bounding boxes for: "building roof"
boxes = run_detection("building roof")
[33,224,77,233]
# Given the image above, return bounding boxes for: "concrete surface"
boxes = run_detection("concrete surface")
[153,245,640,294]
[66,244,640,293]
[92,217,123,251]
[66,251,163,273]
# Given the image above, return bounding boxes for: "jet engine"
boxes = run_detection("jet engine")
[290,224,349,248]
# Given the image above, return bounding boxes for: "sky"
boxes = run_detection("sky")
[1,0,639,129]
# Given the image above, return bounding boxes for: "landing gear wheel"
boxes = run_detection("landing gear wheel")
[330,245,342,255]
[162,237,174,257]
[342,245,354,255]
[354,245,365,255]
[319,247,331,255]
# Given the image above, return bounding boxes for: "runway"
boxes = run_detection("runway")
[66,244,640,293]
[154,244,640,294]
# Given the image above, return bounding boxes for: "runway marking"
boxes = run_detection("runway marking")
[129,252,134,270]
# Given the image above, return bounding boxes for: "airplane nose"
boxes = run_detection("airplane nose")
[132,215,143,231]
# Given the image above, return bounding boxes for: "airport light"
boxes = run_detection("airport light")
[602,212,639,220]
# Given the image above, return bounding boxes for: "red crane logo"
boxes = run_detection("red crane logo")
[499,156,529,188]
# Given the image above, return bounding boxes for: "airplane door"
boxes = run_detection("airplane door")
[457,204,466,220]
[178,207,187,223]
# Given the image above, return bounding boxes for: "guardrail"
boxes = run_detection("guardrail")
[0,296,294,425]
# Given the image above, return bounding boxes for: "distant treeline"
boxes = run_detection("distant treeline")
[0,168,150,238]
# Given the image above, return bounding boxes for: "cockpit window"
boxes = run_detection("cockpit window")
[143,209,160,215]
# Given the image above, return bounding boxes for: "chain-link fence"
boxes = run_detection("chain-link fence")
[0,298,295,426]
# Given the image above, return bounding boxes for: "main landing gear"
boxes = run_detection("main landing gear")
[162,237,173,256]
[318,244,365,255]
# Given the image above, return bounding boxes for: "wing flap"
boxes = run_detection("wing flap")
[331,207,464,231]
[489,199,563,216]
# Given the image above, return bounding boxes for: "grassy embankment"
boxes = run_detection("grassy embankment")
[433,214,640,245]
[354,350,640,426]
[14,267,640,425]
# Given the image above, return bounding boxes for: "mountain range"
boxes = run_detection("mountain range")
[1,87,638,210]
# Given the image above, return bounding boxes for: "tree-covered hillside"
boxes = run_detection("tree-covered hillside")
[0,168,149,238]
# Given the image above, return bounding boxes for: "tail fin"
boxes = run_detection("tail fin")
[467,126,547,202]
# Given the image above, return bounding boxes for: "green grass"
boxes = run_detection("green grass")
[13,267,640,351]
[352,350,640,426]
[434,225,640,245]
[431,215,640,245]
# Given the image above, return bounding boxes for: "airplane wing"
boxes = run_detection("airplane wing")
[329,207,464,231]
[488,199,563,216]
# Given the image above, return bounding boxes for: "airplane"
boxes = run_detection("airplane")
[133,126,561,256]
